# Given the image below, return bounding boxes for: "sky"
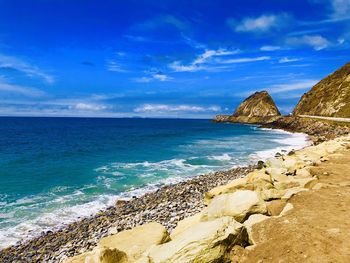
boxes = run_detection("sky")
[0,0,349,118]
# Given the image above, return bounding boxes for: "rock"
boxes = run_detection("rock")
[213,115,234,122]
[201,190,267,222]
[243,214,270,245]
[98,222,169,262]
[213,91,281,124]
[295,168,311,178]
[279,203,294,216]
[170,213,201,240]
[64,247,128,263]
[204,177,251,204]
[245,170,274,192]
[232,91,281,118]
[257,160,265,169]
[281,188,309,201]
[143,217,248,263]
[85,247,128,263]
[265,200,287,216]
[258,188,286,201]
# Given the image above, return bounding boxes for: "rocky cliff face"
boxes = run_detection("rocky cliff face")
[214,91,281,124]
[233,91,281,118]
[293,62,350,117]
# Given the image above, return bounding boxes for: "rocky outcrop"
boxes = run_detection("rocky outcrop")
[262,116,350,143]
[233,91,281,118]
[214,91,281,124]
[293,62,350,117]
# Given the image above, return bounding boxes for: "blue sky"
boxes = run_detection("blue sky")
[0,0,349,118]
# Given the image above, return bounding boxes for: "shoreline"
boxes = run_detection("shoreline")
[0,165,257,262]
[0,125,311,262]
[9,114,350,263]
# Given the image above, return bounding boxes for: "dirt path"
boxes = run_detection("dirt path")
[231,147,350,263]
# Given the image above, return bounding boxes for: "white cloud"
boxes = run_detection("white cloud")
[169,48,242,72]
[268,79,318,93]
[0,54,54,83]
[106,60,126,72]
[153,73,172,81]
[193,49,240,64]
[232,14,289,32]
[169,61,203,72]
[278,57,303,63]
[134,104,221,113]
[260,45,281,51]
[0,81,46,97]
[134,72,172,82]
[219,56,271,64]
[286,35,330,50]
[73,103,108,111]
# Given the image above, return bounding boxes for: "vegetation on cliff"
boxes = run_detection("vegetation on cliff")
[293,62,350,117]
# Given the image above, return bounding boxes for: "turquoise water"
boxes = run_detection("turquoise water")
[0,117,309,247]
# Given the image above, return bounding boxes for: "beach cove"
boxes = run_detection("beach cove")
[1,116,349,262]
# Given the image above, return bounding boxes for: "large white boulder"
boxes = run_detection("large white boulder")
[201,190,267,222]
[98,222,169,262]
[142,216,247,263]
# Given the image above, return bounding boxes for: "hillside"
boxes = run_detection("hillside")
[293,62,350,117]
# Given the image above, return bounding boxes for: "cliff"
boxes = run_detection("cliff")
[214,91,281,124]
[293,62,350,117]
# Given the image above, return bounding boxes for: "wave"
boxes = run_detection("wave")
[0,127,310,249]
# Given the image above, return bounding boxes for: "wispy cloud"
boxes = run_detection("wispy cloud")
[229,13,290,32]
[181,34,206,50]
[268,79,318,93]
[0,80,46,97]
[286,35,330,50]
[134,72,173,83]
[106,60,127,72]
[218,56,271,64]
[73,103,108,111]
[169,49,241,72]
[287,28,328,36]
[260,45,281,51]
[299,0,350,25]
[134,104,221,113]
[278,57,303,63]
[0,54,54,83]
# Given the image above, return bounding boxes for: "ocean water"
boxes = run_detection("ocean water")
[0,117,309,248]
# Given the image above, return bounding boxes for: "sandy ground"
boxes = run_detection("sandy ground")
[230,147,350,263]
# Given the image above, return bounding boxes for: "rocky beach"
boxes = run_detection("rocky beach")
[0,165,256,262]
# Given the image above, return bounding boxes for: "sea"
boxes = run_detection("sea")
[0,117,310,248]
